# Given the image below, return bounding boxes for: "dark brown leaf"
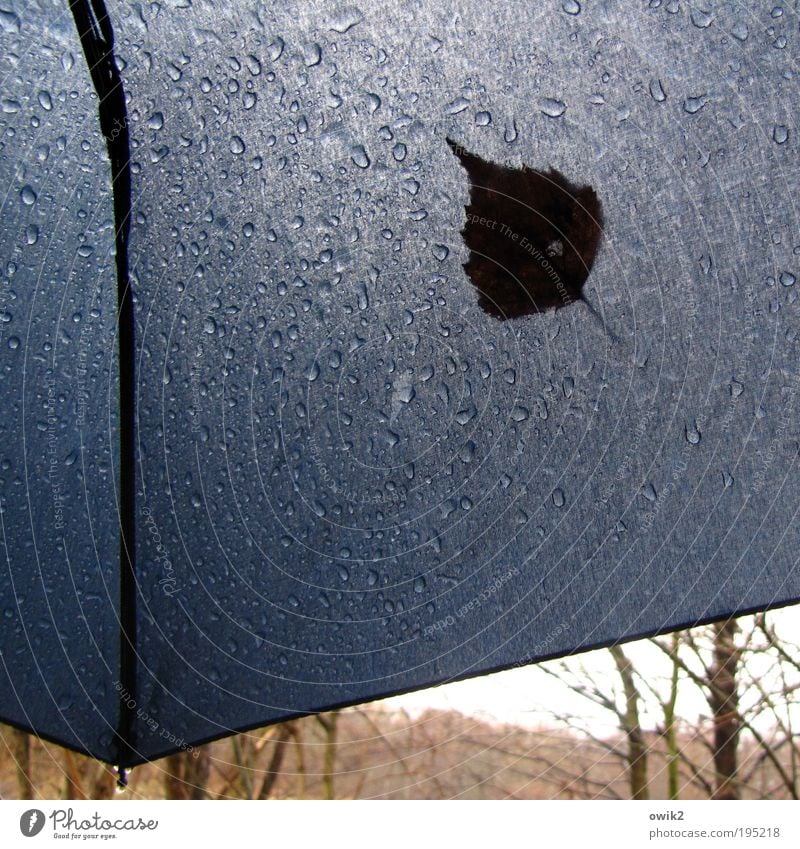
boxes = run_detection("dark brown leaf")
[448,138,604,320]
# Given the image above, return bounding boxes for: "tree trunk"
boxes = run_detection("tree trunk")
[708,619,740,800]
[663,632,681,800]
[90,764,116,800]
[256,723,291,799]
[164,748,210,799]
[10,729,34,799]
[316,712,339,800]
[610,645,650,800]
[62,750,87,799]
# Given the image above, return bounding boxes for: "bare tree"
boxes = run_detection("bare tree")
[541,647,655,799]
[163,747,210,800]
[316,711,339,800]
[609,645,650,799]
[9,728,34,799]
[707,620,741,799]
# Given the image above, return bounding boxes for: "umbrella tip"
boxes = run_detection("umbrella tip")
[115,765,129,791]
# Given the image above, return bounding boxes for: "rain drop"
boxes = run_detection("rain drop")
[511,406,529,422]
[329,7,363,33]
[731,21,749,41]
[690,8,713,28]
[683,95,708,114]
[396,384,415,404]
[541,98,566,118]
[446,97,470,115]
[350,145,370,168]
[773,125,789,144]
[649,79,667,103]
[268,37,285,61]
[641,482,657,502]
[685,420,701,445]
[304,42,322,67]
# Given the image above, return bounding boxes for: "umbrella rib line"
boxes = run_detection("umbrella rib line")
[68,0,137,773]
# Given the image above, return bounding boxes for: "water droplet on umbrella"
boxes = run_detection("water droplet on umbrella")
[504,120,518,143]
[329,7,363,33]
[691,8,713,28]
[649,79,667,102]
[268,37,284,61]
[684,95,708,114]
[511,406,529,422]
[773,125,789,144]
[351,145,370,168]
[541,98,566,118]
[731,21,749,41]
[304,42,322,67]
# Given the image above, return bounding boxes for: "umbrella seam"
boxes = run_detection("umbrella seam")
[67,0,137,774]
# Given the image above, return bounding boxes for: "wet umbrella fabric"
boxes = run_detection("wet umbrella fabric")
[1,0,799,768]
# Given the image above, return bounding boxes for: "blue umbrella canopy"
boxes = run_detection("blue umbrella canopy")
[2,0,799,770]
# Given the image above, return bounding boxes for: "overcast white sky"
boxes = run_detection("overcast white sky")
[382,606,799,736]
